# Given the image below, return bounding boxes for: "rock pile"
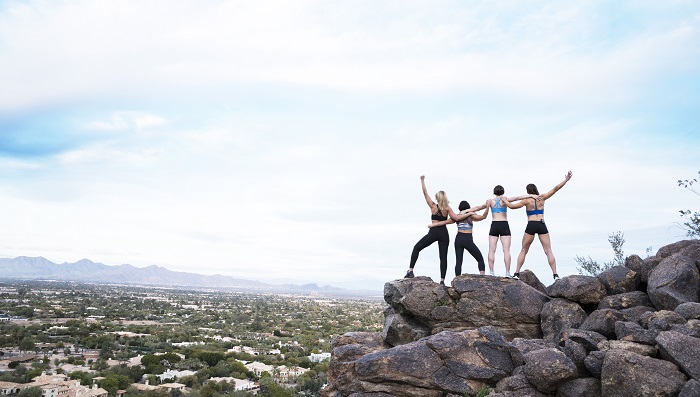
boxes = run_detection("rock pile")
[323,240,700,397]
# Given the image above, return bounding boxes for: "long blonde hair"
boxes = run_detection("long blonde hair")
[435,191,449,211]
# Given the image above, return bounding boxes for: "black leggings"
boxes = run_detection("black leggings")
[454,232,485,274]
[410,226,449,278]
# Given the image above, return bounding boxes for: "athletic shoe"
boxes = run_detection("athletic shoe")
[439,281,445,286]
[489,271,495,276]
[512,272,520,279]
[404,270,415,278]
[506,273,512,278]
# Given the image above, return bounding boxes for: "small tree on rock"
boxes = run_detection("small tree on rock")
[678,171,700,238]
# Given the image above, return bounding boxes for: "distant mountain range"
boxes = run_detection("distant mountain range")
[0,257,380,297]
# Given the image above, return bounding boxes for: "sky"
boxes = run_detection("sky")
[1,1,699,291]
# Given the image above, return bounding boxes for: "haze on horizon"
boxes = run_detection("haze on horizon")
[1,1,699,291]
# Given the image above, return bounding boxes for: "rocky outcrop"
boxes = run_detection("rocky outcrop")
[324,240,700,397]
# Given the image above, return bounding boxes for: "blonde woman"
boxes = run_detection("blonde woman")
[405,176,481,285]
[502,171,573,280]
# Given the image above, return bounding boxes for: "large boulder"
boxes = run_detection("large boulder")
[384,277,455,325]
[451,275,550,339]
[639,256,663,284]
[508,338,556,367]
[558,328,607,351]
[600,349,687,397]
[597,266,637,295]
[597,340,658,357]
[522,348,578,394]
[540,298,587,344]
[647,254,700,310]
[578,308,626,338]
[547,275,606,305]
[598,291,653,310]
[675,302,700,320]
[656,331,700,380]
[515,269,547,294]
[556,377,601,397]
[656,240,700,259]
[381,306,429,347]
[615,321,657,345]
[584,351,606,379]
[327,327,515,397]
[679,379,700,397]
[560,339,589,377]
[494,370,548,397]
[640,310,687,332]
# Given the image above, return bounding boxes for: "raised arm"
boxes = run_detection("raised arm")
[420,175,435,207]
[506,194,538,202]
[540,171,573,200]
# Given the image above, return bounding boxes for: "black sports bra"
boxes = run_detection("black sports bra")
[431,206,448,221]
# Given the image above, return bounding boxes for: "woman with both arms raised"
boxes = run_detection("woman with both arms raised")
[502,171,573,280]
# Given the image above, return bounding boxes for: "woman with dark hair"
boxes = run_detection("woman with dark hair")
[486,186,535,277]
[405,176,485,285]
[430,200,490,278]
[502,171,573,280]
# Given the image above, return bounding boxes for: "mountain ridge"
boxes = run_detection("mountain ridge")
[0,256,378,297]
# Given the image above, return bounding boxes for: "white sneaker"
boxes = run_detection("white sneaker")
[489,271,495,276]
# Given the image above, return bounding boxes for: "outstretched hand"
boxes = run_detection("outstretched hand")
[420,175,425,181]
[565,171,573,180]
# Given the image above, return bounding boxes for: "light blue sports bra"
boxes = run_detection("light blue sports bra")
[457,216,473,232]
[492,198,507,213]
[526,198,544,216]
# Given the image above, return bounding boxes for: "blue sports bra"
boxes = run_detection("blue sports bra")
[431,206,448,221]
[492,198,507,213]
[526,199,544,216]
[457,216,473,232]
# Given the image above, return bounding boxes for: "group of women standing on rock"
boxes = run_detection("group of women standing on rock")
[404,172,573,285]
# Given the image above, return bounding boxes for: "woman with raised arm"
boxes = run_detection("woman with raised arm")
[430,200,490,278]
[486,186,536,277]
[502,171,573,280]
[405,176,485,285]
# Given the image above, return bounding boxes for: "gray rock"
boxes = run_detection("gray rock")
[425,327,513,384]
[679,379,700,397]
[615,321,658,345]
[584,351,606,379]
[656,330,700,380]
[354,341,443,387]
[597,340,658,357]
[515,269,547,294]
[547,275,607,305]
[560,339,590,377]
[495,373,547,396]
[383,277,453,324]
[601,349,687,397]
[508,338,556,366]
[541,298,587,344]
[624,254,644,276]
[556,377,601,397]
[579,308,627,338]
[640,256,662,284]
[597,265,637,295]
[656,240,700,258]
[598,291,653,310]
[522,348,578,393]
[641,310,687,332]
[647,254,700,310]
[619,305,656,323]
[381,306,430,347]
[452,274,550,339]
[675,302,700,320]
[559,328,607,351]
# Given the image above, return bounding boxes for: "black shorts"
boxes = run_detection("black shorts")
[525,220,549,235]
[489,221,511,237]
